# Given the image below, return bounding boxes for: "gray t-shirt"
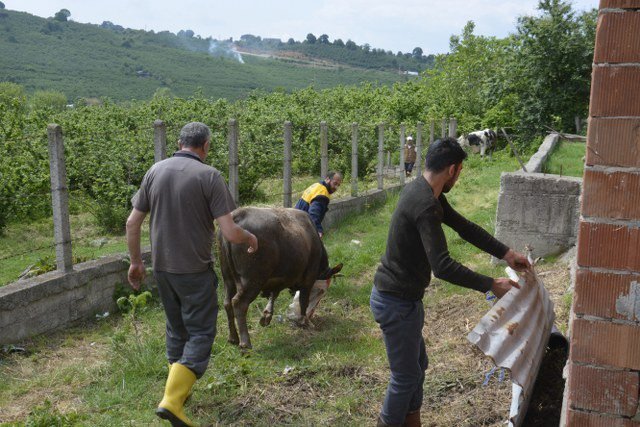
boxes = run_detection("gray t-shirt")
[131,151,236,273]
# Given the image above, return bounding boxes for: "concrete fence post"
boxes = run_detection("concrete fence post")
[441,118,447,138]
[387,151,391,169]
[351,122,358,197]
[448,117,457,138]
[47,124,73,273]
[283,121,293,207]
[416,122,423,176]
[153,119,167,163]
[400,123,406,185]
[574,115,581,133]
[228,119,239,205]
[377,123,384,190]
[320,121,328,178]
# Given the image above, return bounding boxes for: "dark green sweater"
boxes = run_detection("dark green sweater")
[374,176,509,300]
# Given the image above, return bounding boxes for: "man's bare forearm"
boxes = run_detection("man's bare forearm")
[126,224,143,263]
[125,209,147,264]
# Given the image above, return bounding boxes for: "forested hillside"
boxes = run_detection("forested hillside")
[234,33,434,72]
[0,8,410,102]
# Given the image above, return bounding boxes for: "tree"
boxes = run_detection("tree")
[287,37,295,45]
[412,47,423,59]
[345,40,357,50]
[306,33,316,44]
[362,43,371,53]
[318,34,329,44]
[240,34,261,44]
[0,2,5,9]
[53,8,71,22]
[510,0,596,134]
[334,38,344,47]
[30,90,68,112]
[0,83,28,233]
[421,21,510,131]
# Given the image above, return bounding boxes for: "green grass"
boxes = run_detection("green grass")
[542,140,586,177]
[1,152,553,426]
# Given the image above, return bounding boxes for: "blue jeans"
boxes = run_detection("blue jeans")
[370,285,428,425]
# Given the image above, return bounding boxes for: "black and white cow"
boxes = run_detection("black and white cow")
[457,129,497,158]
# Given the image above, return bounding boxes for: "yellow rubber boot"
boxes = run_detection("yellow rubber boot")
[156,363,197,427]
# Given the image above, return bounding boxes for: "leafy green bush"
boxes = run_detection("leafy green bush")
[30,90,67,112]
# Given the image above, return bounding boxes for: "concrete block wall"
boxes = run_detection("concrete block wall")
[525,132,561,173]
[0,252,152,344]
[494,171,582,259]
[323,183,403,231]
[564,1,640,425]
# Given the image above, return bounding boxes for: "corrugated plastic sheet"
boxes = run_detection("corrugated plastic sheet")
[467,264,556,427]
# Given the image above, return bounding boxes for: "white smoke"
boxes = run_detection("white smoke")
[208,40,244,64]
[230,46,245,64]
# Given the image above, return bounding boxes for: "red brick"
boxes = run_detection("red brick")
[582,169,640,220]
[567,409,640,426]
[590,66,640,117]
[600,0,640,8]
[574,269,640,320]
[571,318,640,370]
[595,12,640,63]
[586,118,640,168]
[577,221,640,271]
[568,364,639,416]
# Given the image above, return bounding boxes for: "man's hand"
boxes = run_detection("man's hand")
[216,214,258,254]
[491,277,521,299]
[246,231,258,254]
[503,249,531,271]
[128,261,146,291]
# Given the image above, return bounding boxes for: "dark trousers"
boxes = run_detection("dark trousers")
[154,268,218,378]
[370,285,429,425]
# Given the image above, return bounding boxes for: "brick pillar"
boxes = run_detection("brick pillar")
[565,2,640,425]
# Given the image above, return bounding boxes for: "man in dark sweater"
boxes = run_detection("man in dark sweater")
[371,137,530,427]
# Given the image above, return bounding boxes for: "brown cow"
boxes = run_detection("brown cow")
[217,207,343,349]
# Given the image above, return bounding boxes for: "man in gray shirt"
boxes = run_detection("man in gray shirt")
[126,122,257,427]
[371,137,530,427]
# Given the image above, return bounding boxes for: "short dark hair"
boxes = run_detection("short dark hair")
[425,137,467,172]
[179,122,210,149]
[326,171,342,180]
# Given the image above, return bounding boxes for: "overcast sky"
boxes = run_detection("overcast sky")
[7,0,599,54]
